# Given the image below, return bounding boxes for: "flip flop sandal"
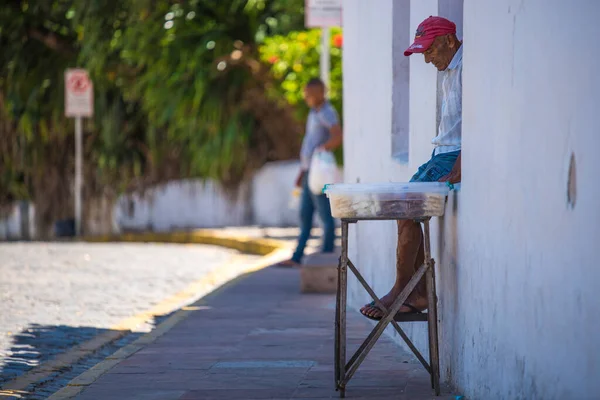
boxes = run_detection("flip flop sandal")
[276,259,301,268]
[360,301,423,321]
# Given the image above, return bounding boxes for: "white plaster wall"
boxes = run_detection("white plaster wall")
[114,161,320,232]
[0,161,334,238]
[342,0,408,316]
[453,0,600,398]
[0,205,22,240]
[114,179,252,232]
[252,160,301,227]
[344,0,600,398]
[0,203,36,240]
[391,1,410,163]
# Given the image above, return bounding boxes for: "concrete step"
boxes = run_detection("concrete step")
[300,250,340,294]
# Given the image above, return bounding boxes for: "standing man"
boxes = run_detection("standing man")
[361,16,463,318]
[279,78,343,267]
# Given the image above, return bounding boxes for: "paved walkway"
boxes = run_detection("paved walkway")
[69,266,456,400]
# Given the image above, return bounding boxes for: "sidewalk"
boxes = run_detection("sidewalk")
[64,266,456,400]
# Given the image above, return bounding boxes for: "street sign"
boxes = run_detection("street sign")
[305,0,342,28]
[64,68,93,237]
[305,0,342,89]
[65,69,93,117]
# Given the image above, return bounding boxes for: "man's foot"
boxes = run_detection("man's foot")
[360,291,427,320]
[276,259,301,268]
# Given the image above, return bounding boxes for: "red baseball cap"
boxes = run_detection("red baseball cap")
[404,16,456,56]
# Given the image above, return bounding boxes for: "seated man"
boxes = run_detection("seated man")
[361,16,463,319]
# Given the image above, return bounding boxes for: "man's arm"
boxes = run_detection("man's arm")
[302,124,341,187]
[318,124,343,151]
[295,170,306,188]
[439,152,461,184]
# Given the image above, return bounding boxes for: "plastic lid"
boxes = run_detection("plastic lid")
[323,182,450,195]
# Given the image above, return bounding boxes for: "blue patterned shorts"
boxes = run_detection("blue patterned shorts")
[410,150,460,182]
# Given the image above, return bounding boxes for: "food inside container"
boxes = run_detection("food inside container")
[323,182,450,219]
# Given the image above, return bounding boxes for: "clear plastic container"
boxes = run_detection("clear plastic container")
[324,182,450,219]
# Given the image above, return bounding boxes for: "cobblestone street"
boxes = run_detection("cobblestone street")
[0,242,258,393]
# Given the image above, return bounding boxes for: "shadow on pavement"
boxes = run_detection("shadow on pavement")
[0,321,158,387]
[0,265,284,396]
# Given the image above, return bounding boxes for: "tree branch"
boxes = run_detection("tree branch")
[26,27,75,58]
[3,0,74,57]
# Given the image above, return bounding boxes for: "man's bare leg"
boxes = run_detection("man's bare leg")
[408,228,427,307]
[360,220,427,318]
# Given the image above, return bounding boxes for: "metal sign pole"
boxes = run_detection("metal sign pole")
[320,26,330,88]
[65,68,92,238]
[74,116,83,236]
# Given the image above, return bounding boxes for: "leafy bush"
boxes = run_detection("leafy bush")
[259,28,343,124]
[0,0,308,230]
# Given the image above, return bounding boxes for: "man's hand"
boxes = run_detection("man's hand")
[295,170,306,188]
[438,153,461,184]
[438,170,461,184]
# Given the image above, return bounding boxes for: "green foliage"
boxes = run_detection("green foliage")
[0,0,308,227]
[259,28,343,160]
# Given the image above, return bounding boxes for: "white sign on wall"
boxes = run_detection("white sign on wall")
[305,0,342,28]
[65,69,94,117]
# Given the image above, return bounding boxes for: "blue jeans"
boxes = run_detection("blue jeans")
[410,150,460,182]
[292,173,335,263]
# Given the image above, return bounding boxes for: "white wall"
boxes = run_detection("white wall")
[391,1,410,163]
[0,203,35,240]
[114,179,252,232]
[252,160,301,227]
[343,0,600,398]
[0,205,23,240]
[114,161,307,232]
[0,161,327,239]
[342,0,407,318]
[454,0,600,398]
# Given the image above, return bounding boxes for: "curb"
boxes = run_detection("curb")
[1,232,290,399]
[84,230,284,256]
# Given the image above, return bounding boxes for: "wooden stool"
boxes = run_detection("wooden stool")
[334,217,440,398]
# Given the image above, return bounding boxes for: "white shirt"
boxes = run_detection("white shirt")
[433,45,463,155]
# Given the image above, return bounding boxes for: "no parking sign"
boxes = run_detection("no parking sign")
[65,69,93,117]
